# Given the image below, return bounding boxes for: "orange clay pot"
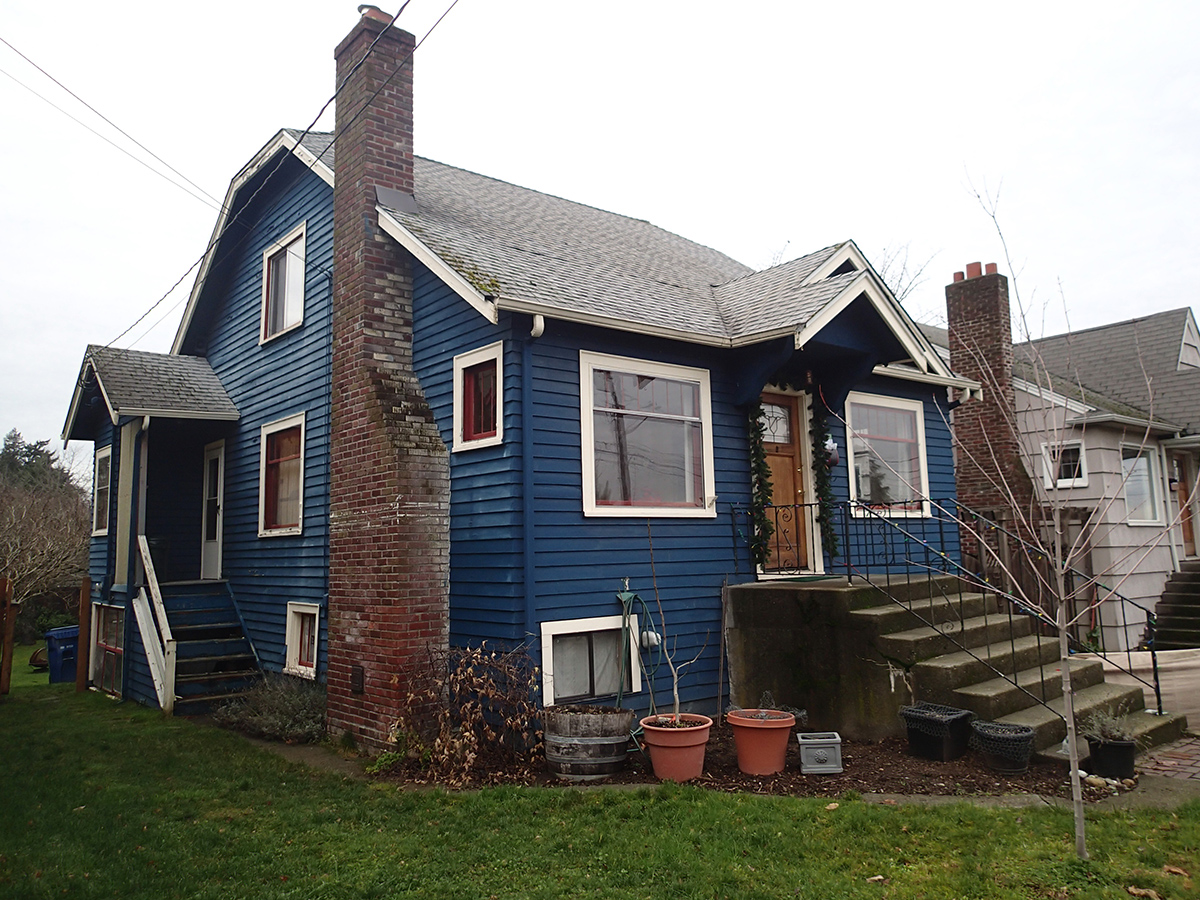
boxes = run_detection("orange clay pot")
[726,709,796,775]
[639,714,713,781]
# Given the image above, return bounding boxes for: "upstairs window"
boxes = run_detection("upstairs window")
[846,393,929,516]
[1122,445,1161,524]
[92,446,111,536]
[452,342,504,451]
[580,351,716,517]
[259,413,305,536]
[1043,440,1087,489]
[261,223,306,342]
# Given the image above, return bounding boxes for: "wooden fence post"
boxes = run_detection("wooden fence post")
[0,578,14,696]
[76,578,91,693]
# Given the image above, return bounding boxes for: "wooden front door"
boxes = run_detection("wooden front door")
[1170,451,1196,558]
[759,393,808,571]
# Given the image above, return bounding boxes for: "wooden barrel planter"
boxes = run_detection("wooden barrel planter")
[543,705,635,781]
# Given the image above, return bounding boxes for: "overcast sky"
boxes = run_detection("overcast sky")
[2,1,1197,449]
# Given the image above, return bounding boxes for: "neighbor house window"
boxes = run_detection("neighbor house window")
[580,351,716,517]
[452,342,503,450]
[259,413,305,536]
[94,604,124,697]
[1122,445,1160,524]
[846,392,929,515]
[261,223,306,342]
[540,614,641,705]
[1043,441,1087,489]
[284,602,320,679]
[92,446,111,536]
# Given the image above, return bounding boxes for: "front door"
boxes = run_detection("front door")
[200,441,224,579]
[1170,451,1196,558]
[759,393,809,571]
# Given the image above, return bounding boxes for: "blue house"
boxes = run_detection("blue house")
[62,8,976,748]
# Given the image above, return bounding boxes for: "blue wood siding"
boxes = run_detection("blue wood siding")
[188,165,333,678]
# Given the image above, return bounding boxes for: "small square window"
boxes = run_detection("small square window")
[92,446,111,536]
[453,342,503,451]
[261,224,306,342]
[540,614,641,705]
[1042,441,1087,489]
[259,413,305,536]
[284,602,320,679]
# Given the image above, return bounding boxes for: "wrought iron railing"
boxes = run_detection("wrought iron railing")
[729,498,1163,716]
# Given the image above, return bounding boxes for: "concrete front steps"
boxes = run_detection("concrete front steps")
[849,580,1188,755]
[1155,560,1200,650]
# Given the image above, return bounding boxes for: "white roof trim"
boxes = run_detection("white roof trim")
[61,358,116,440]
[1065,412,1179,434]
[495,296,745,347]
[1013,376,1092,415]
[377,209,497,324]
[172,130,334,354]
[872,363,981,391]
[804,239,861,284]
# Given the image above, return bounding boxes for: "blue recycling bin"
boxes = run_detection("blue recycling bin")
[45,626,79,683]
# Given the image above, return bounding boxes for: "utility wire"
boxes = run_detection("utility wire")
[107,0,460,351]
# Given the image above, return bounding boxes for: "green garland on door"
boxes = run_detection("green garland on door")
[747,403,775,569]
[807,399,840,558]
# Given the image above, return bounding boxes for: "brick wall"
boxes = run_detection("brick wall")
[326,10,450,751]
[945,262,1034,568]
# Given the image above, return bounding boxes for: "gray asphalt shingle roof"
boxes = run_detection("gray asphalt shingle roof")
[293,131,864,345]
[84,345,239,420]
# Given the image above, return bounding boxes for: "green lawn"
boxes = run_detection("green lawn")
[3,642,50,690]
[1,687,1197,900]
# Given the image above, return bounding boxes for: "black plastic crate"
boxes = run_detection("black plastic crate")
[899,702,974,761]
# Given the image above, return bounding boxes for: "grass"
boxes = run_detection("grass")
[3,642,51,690]
[1,687,1198,899]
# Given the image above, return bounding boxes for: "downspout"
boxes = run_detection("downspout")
[523,316,544,663]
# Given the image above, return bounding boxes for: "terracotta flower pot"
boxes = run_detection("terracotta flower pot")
[639,714,713,781]
[727,708,796,775]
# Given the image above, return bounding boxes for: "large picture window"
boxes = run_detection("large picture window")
[92,445,111,535]
[452,342,503,451]
[540,614,641,705]
[846,392,929,516]
[580,351,716,517]
[1122,445,1161,524]
[261,223,306,342]
[259,413,305,536]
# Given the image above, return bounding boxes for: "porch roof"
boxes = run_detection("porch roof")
[63,345,239,441]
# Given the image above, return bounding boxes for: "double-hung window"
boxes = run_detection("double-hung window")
[1043,440,1087,489]
[846,392,929,515]
[580,351,716,517]
[261,223,306,342]
[540,615,641,705]
[1121,445,1161,524]
[92,446,111,535]
[452,342,503,450]
[259,413,305,536]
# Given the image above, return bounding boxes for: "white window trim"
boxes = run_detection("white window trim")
[579,350,717,518]
[452,340,504,451]
[845,391,930,518]
[540,613,641,706]
[1041,440,1088,490]
[1121,443,1163,526]
[259,221,306,344]
[92,445,112,536]
[258,412,305,537]
[283,601,320,679]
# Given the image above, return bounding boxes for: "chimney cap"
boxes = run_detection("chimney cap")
[357,4,393,24]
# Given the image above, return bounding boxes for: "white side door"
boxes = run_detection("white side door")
[200,441,224,579]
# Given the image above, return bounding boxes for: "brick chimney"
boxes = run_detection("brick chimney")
[326,7,450,750]
[945,262,1034,571]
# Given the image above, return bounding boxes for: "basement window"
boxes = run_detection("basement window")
[540,614,641,705]
[284,602,320,679]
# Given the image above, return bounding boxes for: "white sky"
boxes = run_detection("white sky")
[2,1,1198,448]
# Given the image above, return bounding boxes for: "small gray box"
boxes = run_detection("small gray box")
[798,732,843,774]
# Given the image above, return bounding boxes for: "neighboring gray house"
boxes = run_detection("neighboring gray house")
[930,287,1200,650]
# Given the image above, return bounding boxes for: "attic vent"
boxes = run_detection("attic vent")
[829,259,857,277]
